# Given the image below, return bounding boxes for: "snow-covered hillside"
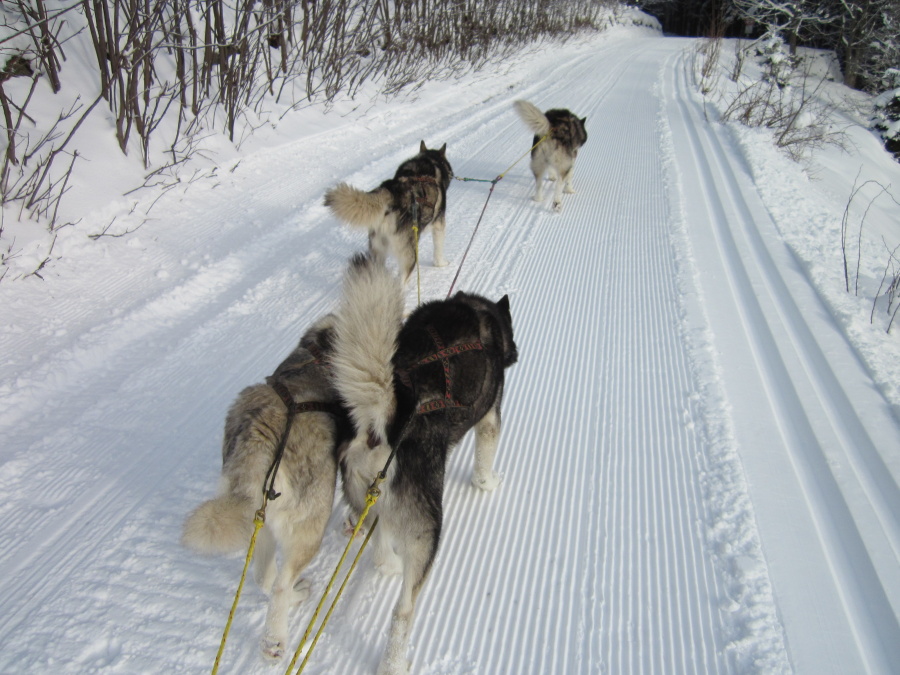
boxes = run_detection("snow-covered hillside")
[1,25,899,675]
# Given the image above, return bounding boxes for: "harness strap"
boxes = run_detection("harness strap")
[396,325,483,415]
[263,380,342,501]
[306,342,331,369]
[401,175,438,211]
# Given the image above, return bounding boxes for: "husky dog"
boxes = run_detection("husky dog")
[330,253,518,675]
[181,316,351,661]
[324,142,453,283]
[513,100,588,211]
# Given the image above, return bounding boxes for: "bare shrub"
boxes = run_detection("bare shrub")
[840,176,900,333]
[694,6,726,95]
[721,54,847,161]
[872,239,900,333]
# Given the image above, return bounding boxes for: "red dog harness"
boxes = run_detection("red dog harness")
[398,325,483,415]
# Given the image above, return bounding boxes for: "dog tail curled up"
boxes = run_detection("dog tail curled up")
[181,493,256,555]
[331,253,404,447]
[324,183,392,232]
[514,100,551,137]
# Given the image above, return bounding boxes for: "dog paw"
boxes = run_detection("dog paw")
[532,195,543,203]
[564,186,576,194]
[434,257,449,268]
[472,471,502,492]
[260,634,286,661]
[376,657,411,675]
[552,200,563,212]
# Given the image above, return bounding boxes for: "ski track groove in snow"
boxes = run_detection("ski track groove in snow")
[669,48,900,674]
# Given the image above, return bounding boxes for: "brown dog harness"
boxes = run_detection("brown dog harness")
[400,175,439,214]
[398,325,483,415]
[263,347,343,500]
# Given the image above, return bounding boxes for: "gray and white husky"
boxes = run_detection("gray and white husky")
[324,142,453,283]
[181,316,351,661]
[330,253,518,675]
[513,100,588,211]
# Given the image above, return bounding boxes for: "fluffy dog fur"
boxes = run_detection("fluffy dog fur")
[324,142,453,283]
[513,100,588,211]
[330,254,518,675]
[181,316,351,661]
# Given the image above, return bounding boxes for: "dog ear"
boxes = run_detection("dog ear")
[420,140,427,153]
[439,143,447,156]
[497,294,510,313]
[581,116,587,124]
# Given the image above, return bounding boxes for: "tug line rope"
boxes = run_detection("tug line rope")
[447,133,548,298]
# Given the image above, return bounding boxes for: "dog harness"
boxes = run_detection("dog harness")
[263,346,343,501]
[399,175,439,220]
[398,325,483,415]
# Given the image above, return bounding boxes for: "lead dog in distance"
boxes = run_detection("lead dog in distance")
[330,253,518,674]
[324,142,453,284]
[181,316,351,661]
[513,100,588,211]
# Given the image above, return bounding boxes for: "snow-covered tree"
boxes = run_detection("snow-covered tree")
[731,0,900,91]
[823,0,898,89]
[731,0,834,54]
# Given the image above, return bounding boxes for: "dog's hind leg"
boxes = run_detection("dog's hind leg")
[253,525,277,594]
[552,167,568,211]
[260,522,319,661]
[431,216,449,268]
[374,519,403,577]
[530,158,546,203]
[377,521,439,675]
[472,405,502,491]
[563,164,577,194]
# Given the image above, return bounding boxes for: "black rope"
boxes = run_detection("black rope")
[264,380,297,501]
[263,380,342,501]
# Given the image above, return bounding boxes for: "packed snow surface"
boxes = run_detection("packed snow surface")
[1,27,899,674]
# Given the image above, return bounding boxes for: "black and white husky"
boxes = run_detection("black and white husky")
[330,254,518,675]
[514,100,588,211]
[324,142,453,283]
[181,316,351,661]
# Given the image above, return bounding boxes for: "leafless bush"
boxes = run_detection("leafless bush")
[694,7,725,95]
[731,39,749,83]
[722,58,846,161]
[840,174,894,295]
[1,89,101,231]
[841,175,900,333]
[872,239,900,333]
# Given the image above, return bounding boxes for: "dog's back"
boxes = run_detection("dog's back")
[384,142,452,232]
[390,292,517,449]
[543,109,588,157]
[394,144,452,189]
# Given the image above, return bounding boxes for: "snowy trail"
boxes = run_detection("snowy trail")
[1,30,899,675]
